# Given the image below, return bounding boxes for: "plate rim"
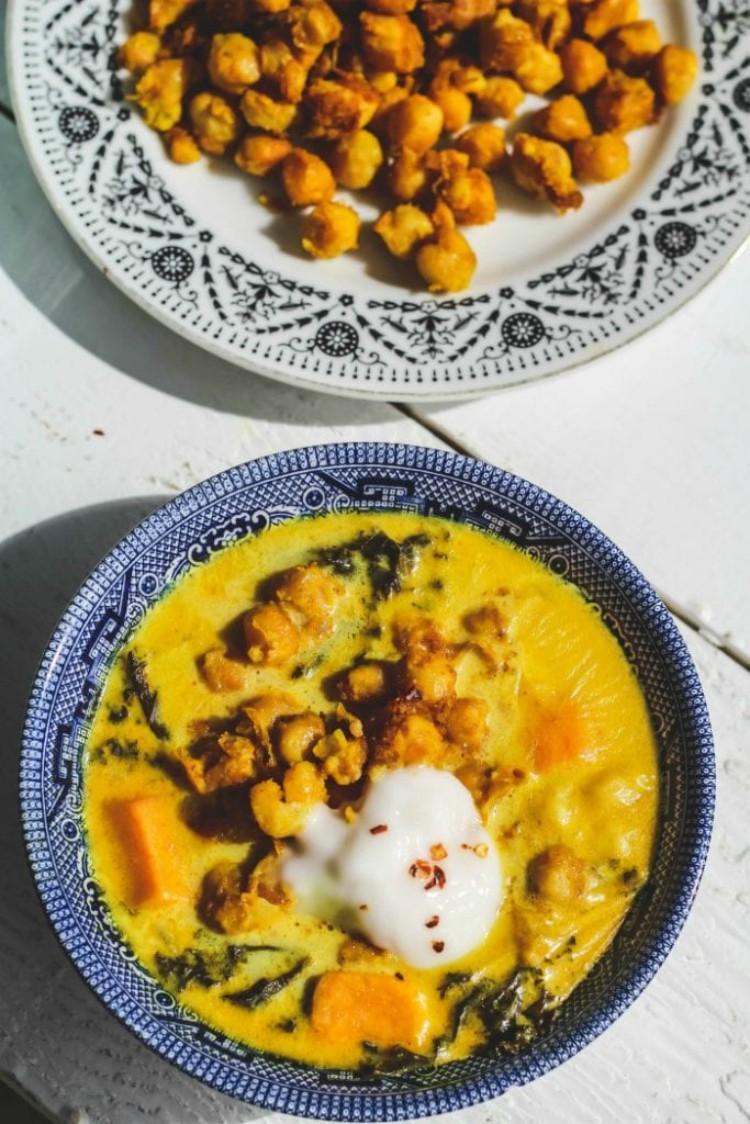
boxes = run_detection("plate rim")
[19,442,716,1119]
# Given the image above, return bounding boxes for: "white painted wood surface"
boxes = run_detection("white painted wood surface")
[1,15,749,1120]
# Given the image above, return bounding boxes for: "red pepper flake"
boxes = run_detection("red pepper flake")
[93,428,105,436]
[430,843,447,862]
[395,972,404,980]
[409,860,432,880]
[409,860,446,890]
[432,941,445,953]
[359,903,368,911]
[425,915,439,929]
[370,824,388,835]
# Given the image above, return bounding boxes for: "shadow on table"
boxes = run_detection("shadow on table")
[0,499,269,1124]
[1,122,396,426]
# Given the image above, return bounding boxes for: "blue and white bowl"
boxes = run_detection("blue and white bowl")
[20,444,715,1120]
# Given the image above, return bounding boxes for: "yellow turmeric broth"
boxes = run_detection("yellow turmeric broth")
[84,511,658,1072]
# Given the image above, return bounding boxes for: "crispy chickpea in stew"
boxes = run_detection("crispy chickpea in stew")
[84,512,658,1072]
[120,0,698,292]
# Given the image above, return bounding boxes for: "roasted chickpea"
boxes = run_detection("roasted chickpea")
[200,647,245,691]
[167,126,201,164]
[388,149,429,200]
[243,602,300,665]
[148,0,196,34]
[438,167,497,224]
[208,32,260,95]
[306,78,380,139]
[301,201,361,259]
[516,0,571,50]
[375,202,434,260]
[415,227,477,292]
[259,40,309,103]
[274,563,344,630]
[428,82,472,134]
[234,133,293,175]
[340,659,395,702]
[456,123,506,172]
[572,133,630,182]
[359,12,425,73]
[475,75,525,119]
[365,0,416,11]
[513,41,564,95]
[593,69,656,133]
[653,45,699,107]
[282,149,336,206]
[603,20,661,71]
[511,133,583,212]
[527,845,588,903]
[582,0,639,42]
[275,713,326,765]
[135,59,192,132]
[120,31,161,72]
[534,94,592,143]
[290,1,342,54]
[240,89,298,133]
[189,92,240,155]
[250,761,326,837]
[480,9,535,73]
[330,129,384,189]
[559,38,609,95]
[387,94,444,154]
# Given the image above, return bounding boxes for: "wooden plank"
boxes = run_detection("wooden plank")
[409,247,750,664]
[0,624,745,1123]
[0,1,10,114]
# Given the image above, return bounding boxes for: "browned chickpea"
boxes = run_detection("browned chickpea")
[603,20,661,71]
[511,133,583,212]
[330,130,384,189]
[359,12,425,73]
[593,69,656,133]
[305,78,379,139]
[148,0,196,34]
[480,9,535,72]
[189,92,240,155]
[208,33,261,96]
[559,38,609,95]
[387,94,444,154]
[475,76,525,119]
[259,40,309,103]
[364,0,417,11]
[302,200,361,258]
[234,134,293,175]
[275,713,326,764]
[415,227,476,293]
[339,659,395,702]
[282,149,336,206]
[135,59,192,132]
[438,167,497,225]
[572,133,630,182]
[240,89,298,133]
[513,42,564,95]
[652,45,699,107]
[428,82,472,134]
[290,1,343,54]
[424,147,470,179]
[533,95,592,143]
[455,124,506,172]
[516,0,572,50]
[120,31,161,73]
[243,603,299,665]
[250,0,291,11]
[582,0,639,41]
[167,126,201,164]
[527,845,588,903]
[388,149,429,200]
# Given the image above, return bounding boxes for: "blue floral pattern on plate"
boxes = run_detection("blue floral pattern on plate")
[20,444,715,1119]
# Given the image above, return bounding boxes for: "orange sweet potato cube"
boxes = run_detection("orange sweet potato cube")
[311,971,426,1050]
[106,796,190,908]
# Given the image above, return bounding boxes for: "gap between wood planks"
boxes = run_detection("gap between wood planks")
[396,403,750,673]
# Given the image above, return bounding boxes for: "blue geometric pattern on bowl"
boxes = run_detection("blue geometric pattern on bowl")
[20,444,715,1121]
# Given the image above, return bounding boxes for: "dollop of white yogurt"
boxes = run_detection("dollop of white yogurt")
[282,765,502,968]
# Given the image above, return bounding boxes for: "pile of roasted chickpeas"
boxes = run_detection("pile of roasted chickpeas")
[121,0,698,293]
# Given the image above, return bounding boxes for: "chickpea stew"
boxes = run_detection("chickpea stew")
[120,0,697,293]
[84,511,658,1073]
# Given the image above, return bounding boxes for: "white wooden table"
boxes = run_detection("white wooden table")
[2,3,749,1117]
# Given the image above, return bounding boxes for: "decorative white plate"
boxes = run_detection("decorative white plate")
[7,0,750,399]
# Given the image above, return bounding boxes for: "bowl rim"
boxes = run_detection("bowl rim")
[19,442,716,1120]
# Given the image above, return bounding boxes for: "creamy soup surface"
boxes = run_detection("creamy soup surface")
[84,512,658,1072]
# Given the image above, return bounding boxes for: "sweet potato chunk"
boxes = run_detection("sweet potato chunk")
[311,971,426,1049]
[106,797,190,907]
[531,699,590,771]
